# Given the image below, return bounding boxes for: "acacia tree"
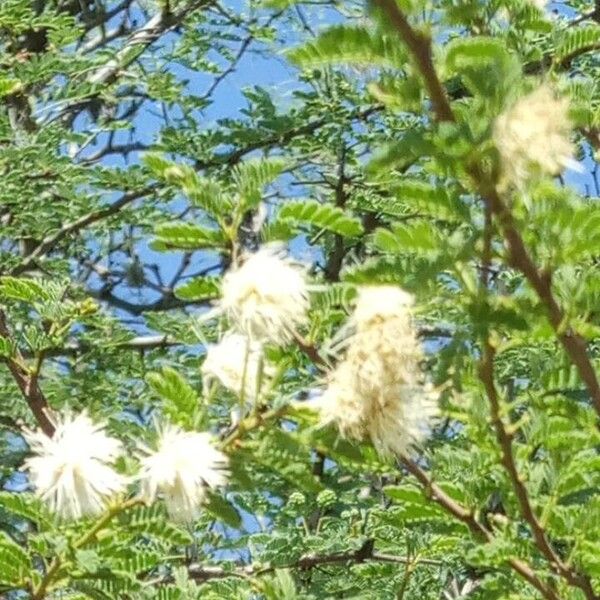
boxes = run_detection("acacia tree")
[1,0,600,598]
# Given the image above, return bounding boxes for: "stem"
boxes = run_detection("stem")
[31,498,142,600]
[0,309,55,436]
[479,342,598,600]
[371,0,600,420]
[399,455,563,600]
[219,404,290,450]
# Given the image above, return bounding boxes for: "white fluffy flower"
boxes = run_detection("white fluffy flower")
[202,332,265,399]
[493,85,577,188]
[351,285,414,331]
[219,247,309,344]
[139,425,228,521]
[23,412,126,520]
[319,286,438,457]
[529,0,548,9]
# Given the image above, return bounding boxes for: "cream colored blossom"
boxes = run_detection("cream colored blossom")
[202,332,265,399]
[139,425,228,521]
[351,285,414,332]
[319,285,438,457]
[219,247,309,344]
[493,85,577,188]
[23,412,126,519]
[529,0,548,10]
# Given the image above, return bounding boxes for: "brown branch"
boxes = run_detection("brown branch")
[0,309,54,436]
[479,342,599,600]
[399,456,562,600]
[324,145,348,282]
[368,6,593,597]
[483,186,600,420]
[9,187,154,276]
[185,540,441,583]
[370,0,454,123]
[372,0,600,420]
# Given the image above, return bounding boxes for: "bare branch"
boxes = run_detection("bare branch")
[184,541,442,583]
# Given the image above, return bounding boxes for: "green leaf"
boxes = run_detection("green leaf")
[146,367,199,421]
[233,158,286,209]
[556,26,600,65]
[288,25,406,68]
[204,492,242,528]
[0,77,22,98]
[465,537,513,567]
[174,276,221,301]
[143,154,228,215]
[277,200,363,237]
[372,222,440,256]
[111,549,161,574]
[0,532,31,585]
[122,505,193,545]
[367,129,433,174]
[389,179,470,221]
[152,223,224,251]
[75,549,101,574]
[444,36,519,98]
[579,541,600,577]
[0,337,15,359]
[0,277,52,303]
[0,492,52,528]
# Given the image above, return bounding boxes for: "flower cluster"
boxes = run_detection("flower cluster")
[23,413,126,520]
[318,286,438,457]
[139,424,228,521]
[23,412,227,522]
[219,246,309,345]
[202,332,265,400]
[23,253,438,522]
[201,246,309,400]
[493,85,577,188]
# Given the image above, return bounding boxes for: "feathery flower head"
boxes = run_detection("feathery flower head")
[219,246,309,344]
[529,0,548,9]
[202,332,264,399]
[139,424,228,521]
[493,85,576,188]
[23,412,126,519]
[351,285,414,331]
[318,361,365,441]
[319,285,437,456]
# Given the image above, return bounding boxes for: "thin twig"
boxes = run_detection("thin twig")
[0,309,54,436]
[479,341,598,600]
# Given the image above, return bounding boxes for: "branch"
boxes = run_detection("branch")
[479,342,599,600]
[399,455,562,600]
[370,0,454,122]
[195,105,383,170]
[9,187,154,276]
[185,540,441,582]
[53,0,212,123]
[0,310,54,436]
[373,0,600,420]
[20,335,181,358]
[483,186,600,420]
[87,1,209,86]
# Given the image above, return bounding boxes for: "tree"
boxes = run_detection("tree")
[1,0,600,598]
